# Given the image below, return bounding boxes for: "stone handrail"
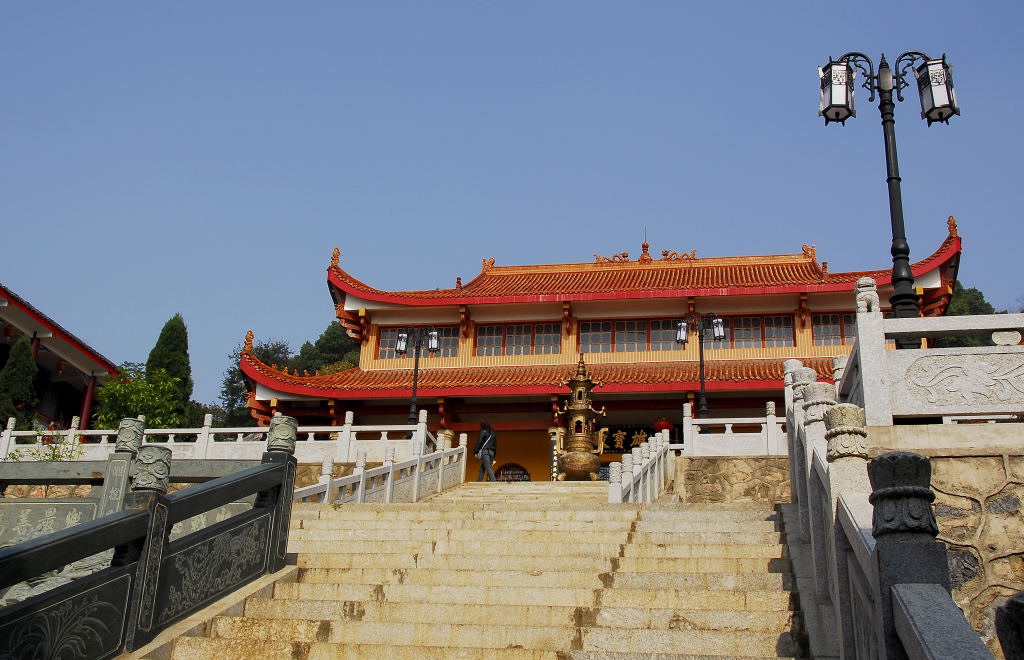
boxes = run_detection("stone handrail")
[0,416,298,658]
[836,284,1024,425]
[783,357,992,658]
[293,433,469,504]
[607,431,672,503]
[681,401,785,455]
[0,409,438,465]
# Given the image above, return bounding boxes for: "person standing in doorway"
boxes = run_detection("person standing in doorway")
[475,421,497,482]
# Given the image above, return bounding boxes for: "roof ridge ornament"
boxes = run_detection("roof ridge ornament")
[947,215,958,237]
[482,258,495,272]
[331,248,340,267]
[660,249,697,261]
[802,244,817,261]
[594,252,629,263]
[243,330,254,353]
[638,242,653,264]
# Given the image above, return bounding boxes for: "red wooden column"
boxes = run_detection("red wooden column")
[78,375,97,430]
[30,335,41,360]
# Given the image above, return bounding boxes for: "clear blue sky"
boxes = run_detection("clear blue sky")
[3,2,1021,405]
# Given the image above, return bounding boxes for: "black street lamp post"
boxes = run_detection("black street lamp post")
[675,313,726,419]
[819,51,959,348]
[395,327,439,426]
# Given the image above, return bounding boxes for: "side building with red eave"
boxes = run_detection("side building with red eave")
[240,218,962,481]
[1,284,120,430]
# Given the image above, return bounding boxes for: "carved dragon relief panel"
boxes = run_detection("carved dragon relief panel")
[157,514,269,626]
[900,354,1024,409]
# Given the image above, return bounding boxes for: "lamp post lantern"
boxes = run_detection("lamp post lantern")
[675,313,726,419]
[395,327,439,425]
[818,51,959,349]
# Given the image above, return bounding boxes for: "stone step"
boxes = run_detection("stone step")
[241,598,797,632]
[169,637,561,659]
[293,518,636,532]
[633,520,779,533]
[290,566,792,591]
[209,617,578,649]
[288,527,633,544]
[564,653,799,660]
[288,539,627,557]
[294,552,616,573]
[640,509,778,522]
[600,587,795,611]
[205,617,802,656]
[621,543,787,559]
[615,556,793,575]
[293,508,641,521]
[273,581,599,607]
[580,627,803,657]
[295,566,608,589]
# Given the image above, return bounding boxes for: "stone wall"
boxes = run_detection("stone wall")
[674,456,790,505]
[869,424,1024,657]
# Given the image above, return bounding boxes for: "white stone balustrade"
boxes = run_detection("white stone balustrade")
[679,402,786,456]
[0,409,439,466]
[608,430,672,503]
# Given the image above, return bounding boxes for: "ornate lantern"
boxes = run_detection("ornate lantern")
[395,332,409,355]
[819,60,855,125]
[675,320,689,344]
[915,56,959,125]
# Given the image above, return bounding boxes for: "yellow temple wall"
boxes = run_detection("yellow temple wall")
[463,429,552,482]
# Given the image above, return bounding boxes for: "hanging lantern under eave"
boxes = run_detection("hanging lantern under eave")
[916,56,960,125]
[819,60,855,125]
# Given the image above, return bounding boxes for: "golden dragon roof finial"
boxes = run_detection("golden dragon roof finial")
[243,330,254,353]
[947,216,958,237]
[331,247,340,267]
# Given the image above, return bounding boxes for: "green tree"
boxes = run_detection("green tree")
[146,314,194,416]
[219,339,292,427]
[290,322,360,375]
[934,281,1002,348]
[94,362,186,428]
[0,337,39,430]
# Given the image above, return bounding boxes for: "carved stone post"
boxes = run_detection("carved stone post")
[384,448,397,503]
[632,447,644,503]
[681,402,693,456]
[98,418,145,518]
[120,444,173,650]
[607,462,623,504]
[196,413,214,459]
[458,433,468,484]
[0,417,15,462]
[620,454,634,503]
[640,442,652,501]
[437,428,455,451]
[335,410,354,463]
[832,354,849,396]
[803,381,837,601]
[354,452,367,503]
[262,415,297,572]
[791,366,818,544]
[868,451,950,660]
[824,403,871,655]
[996,591,1024,660]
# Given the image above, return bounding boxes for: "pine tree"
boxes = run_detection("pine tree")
[146,314,193,414]
[934,281,1003,348]
[0,336,39,429]
[219,339,292,426]
[290,322,360,375]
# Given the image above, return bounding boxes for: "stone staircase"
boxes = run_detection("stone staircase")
[160,482,807,659]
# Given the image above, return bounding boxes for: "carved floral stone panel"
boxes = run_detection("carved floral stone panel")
[903,354,1024,408]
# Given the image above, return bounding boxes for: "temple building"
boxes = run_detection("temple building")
[241,218,962,480]
[0,284,119,429]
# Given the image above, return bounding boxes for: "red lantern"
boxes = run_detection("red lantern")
[652,417,674,433]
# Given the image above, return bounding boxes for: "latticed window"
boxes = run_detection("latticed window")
[764,315,795,347]
[476,325,503,356]
[649,319,681,351]
[378,328,401,359]
[579,321,613,353]
[534,323,561,354]
[731,317,761,348]
[378,326,459,359]
[812,313,855,346]
[615,320,646,352]
[504,324,532,355]
[475,323,564,356]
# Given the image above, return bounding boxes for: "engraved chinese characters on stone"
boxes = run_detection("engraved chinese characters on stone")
[906,355,1024,406]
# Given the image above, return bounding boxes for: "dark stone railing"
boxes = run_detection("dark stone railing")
[0,415,297,659]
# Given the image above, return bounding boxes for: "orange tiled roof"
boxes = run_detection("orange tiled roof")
[242,352,835,398]
[327,222,961,306]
